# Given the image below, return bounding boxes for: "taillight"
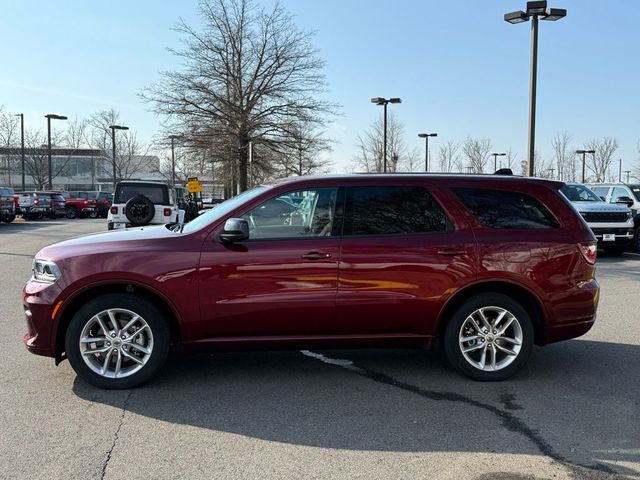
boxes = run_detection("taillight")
[110,206,118,214]
[83,200,88,205]
[577,242,597,265]
[34,199,39,206]
[163,208,172,217]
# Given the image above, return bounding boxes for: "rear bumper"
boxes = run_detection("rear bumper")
[544,278,599,344]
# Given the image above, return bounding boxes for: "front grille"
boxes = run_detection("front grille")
[581,211,629,223]
[592,228,633,235]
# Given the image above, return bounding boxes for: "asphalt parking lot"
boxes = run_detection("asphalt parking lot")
[0,219,638,480]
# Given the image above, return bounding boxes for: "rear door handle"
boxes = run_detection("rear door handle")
[301,251,332,260]
[437,249,466,256]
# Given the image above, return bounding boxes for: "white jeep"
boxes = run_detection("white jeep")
[107,181,185,230]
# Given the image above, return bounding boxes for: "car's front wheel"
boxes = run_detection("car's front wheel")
[443,293,533,381]
[65,293,170,389]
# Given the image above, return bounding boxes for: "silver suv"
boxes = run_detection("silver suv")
[588,183,640,250]
[561,183,633,255]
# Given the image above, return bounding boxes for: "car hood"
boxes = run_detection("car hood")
[570,201,630,213]
[36,225,175,260]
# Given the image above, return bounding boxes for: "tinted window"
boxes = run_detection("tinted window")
[115,184,169,205]
[590,186,609,199]
[560,184,601,202]
[452,188,559,229]
[243,188,338,239]
[345,186,448,236]
[629,185,640,201]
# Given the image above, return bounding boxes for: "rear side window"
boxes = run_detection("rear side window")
[452,188,559,229]
[345,186,449,235]
[115,184,169,205]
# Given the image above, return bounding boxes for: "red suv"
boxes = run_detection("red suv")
[23,174,599,388]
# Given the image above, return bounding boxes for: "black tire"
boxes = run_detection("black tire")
[634,228,640,252]
[1,214,15,223]
[65,206,77,219]
[443,293,534,381]
[124,195,155,226]
[88,209,98,219]
[65,293,170,389]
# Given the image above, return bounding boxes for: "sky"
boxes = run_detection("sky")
[1,0,638,176]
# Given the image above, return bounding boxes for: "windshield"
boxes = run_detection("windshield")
[180,186,269,234]
[560,184,602,202]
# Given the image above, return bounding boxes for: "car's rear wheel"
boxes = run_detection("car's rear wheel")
[1,214,15,223]
[65,293,170,389]
[65,206,77,219]
[443,293,533,381]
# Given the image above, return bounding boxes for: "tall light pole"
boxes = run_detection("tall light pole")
[505,1,566,177]
[491,152,506,172]
[45,114,67,189]
[168,135,178,186]
[15,114,25,190]
[576,149,595,183]
[418,133,437,172]
[371,97,401,173]
[618,158,622,183]
[109,125,129,190]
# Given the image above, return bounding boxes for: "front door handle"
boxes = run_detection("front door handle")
[301,251,332,260]
[437,249,466,256]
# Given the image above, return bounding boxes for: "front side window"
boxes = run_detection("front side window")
[344,186,449,236]
[452,187,559,229]
[243,188,338,240]
[611,187,631,203]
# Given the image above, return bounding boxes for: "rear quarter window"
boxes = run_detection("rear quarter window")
[115,184,169,205]
[452,187,559,229]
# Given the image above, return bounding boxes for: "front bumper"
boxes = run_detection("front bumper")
[22,280,61,358]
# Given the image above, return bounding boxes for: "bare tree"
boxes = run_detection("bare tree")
[438,140,461,173]
[23,129,69,189]
[551,131,573,181]
[585,137,618,182]
[88,109,154,181]
[141,0,337,193]
[633,141,640,182]
[0,106,20,186]
[353,112,408,173]
[462,137,492,173]
[273,121,333,176]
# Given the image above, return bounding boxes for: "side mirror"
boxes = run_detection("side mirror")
[615,196,634,207]
[219,218,249,243]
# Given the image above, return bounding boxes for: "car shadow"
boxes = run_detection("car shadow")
[72,339,639,477]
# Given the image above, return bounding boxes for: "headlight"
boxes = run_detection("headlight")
[32,259,61,283]
[627,211,632,220]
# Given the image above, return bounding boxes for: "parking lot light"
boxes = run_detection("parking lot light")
[491,152,507,171]
[45,114,68,189]
[504,1,567,177]
[109,125,129,190]
[418,133,438,172]
[371,97,402,173]
[576,149,596,183]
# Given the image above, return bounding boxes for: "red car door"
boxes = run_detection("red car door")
[335,183,477,336]
[197,186,342,338]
